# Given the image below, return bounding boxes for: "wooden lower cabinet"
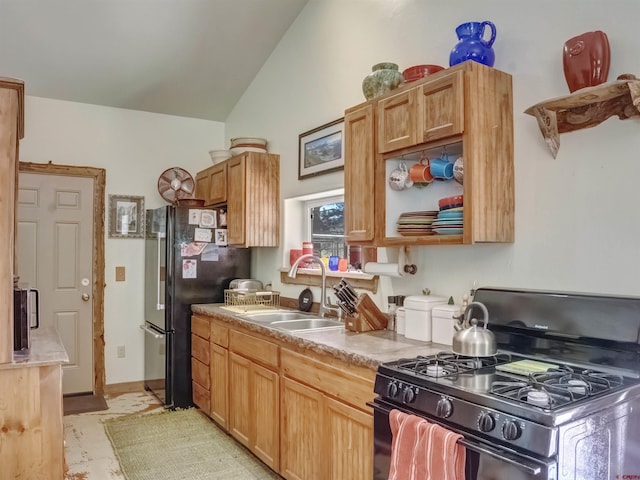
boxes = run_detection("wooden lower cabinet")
[280,377,373,480]
[209,343,228,429]
[325,396,373,480]
[0,364,65,479]
[228,331,280,471]
[280,377,323,480]
[280,349,374,480]
[191,314,375,479]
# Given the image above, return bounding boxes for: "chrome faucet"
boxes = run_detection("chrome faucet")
[288,253,342,320]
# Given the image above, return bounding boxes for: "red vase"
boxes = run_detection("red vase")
[562,30,610,93]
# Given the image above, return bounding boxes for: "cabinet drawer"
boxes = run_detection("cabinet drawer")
[281,349,375,411]
[192,381,210,413]
[191,357,210,390]
[191,334,210,365]
[229,329,278,370]
[192,315,210,340]
[211,322,229,348]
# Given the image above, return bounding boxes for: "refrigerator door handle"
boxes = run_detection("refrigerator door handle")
[157,235,165,310]
[140,324,165,339]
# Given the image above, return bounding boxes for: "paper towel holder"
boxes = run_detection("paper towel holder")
[400,246,417,275]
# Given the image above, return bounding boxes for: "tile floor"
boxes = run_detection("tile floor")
[64,389,163,480]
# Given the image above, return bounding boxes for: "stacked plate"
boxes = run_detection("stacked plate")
[432,207,463,235]
[397,210,438,236]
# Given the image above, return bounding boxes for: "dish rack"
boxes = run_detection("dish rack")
[223,289,280,313]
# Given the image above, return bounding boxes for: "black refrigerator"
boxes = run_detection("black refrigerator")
[141,205,251,408]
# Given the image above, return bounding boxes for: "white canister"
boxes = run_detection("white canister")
[431,305,462,346]
[396,307,406,335]
[404,295,448,341]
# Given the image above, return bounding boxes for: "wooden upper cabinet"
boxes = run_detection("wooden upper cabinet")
[378,70,464,154]
[418,70,464,143]
[377,88,418,153]
[0,77,24,364]
[345,61,514,246]
[195,151,279,247]
[344,103,375,244]
[195,162,227,206]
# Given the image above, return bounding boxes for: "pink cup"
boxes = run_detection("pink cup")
[289,249,303,266]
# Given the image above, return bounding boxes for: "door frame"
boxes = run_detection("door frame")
[19,161,106,394]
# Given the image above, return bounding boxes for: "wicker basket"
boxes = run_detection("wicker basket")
[223,289,280,313]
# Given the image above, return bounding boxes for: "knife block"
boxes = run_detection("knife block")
[344,293,388,333]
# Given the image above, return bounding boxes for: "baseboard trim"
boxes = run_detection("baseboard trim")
[105,381,146,395]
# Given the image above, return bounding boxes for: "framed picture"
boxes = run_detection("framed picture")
[108,194,145,238]
[215,228,228,246]
[298,118,345,180]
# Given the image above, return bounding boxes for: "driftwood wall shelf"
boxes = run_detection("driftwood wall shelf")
[524,74,640,158]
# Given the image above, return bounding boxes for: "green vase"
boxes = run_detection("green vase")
[362,63,404,101]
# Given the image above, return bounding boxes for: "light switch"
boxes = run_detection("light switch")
[115,266,126,282]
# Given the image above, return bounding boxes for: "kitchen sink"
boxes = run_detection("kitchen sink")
[238,311,317,323]
[237,310,344,332]
[269,318,344,332]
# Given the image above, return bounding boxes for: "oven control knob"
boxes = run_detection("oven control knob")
[477,412,495,432]
[387,382,399,398]
[502,420,522,440]
[403,387,416,404]
[435,398,453,418]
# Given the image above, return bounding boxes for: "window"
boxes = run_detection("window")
[305,195,346,259]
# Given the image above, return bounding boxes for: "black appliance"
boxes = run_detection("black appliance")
[13,280,39,353]
[141,206,251,409]
[372,287,640,480]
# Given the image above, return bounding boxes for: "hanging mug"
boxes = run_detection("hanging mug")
[409,157,433,183]
[430,158,454,180]
[389,161,411,191]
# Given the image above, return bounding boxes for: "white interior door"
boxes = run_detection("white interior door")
[16,172,94,394]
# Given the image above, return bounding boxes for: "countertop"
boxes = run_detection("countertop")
[3,327,70,369]
[192,304,446,371]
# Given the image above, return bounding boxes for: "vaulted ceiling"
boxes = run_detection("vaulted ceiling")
[0,0,309,121]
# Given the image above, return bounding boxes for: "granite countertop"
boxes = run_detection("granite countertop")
[192,304,446,371]
[3,327,70,369]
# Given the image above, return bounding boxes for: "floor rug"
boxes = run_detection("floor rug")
[103,408,281,480]
[63,393,109,416]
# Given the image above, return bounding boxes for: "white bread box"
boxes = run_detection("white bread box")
[404,295,448,341]
[431,304,461,346]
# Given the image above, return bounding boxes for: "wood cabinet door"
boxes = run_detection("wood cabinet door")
[377,88,418,153]
[209,343,228,429]
[251,363,280,471]
[208,162,227,205]
[195,171,211,205]
[324,397,373,480]
[344,104,375,244]
[226,156,246,245]
[281,377,323,480]
[228,351,251,447]
[418,70,464,143]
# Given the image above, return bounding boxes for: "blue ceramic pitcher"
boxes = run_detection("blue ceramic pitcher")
[449,21,496,67]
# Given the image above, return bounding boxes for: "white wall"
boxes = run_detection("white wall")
[226,0,640,306]
[20,96,224,385]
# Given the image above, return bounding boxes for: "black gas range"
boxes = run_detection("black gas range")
[372,287,640,480]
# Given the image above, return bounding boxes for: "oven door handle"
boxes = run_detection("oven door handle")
[457,438,542,476]
[369,400,545,477]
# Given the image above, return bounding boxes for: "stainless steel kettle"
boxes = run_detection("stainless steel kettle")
[452,301,496,357]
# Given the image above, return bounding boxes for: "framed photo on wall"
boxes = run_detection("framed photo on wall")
[108,194,145,238]
[298,118,345,179]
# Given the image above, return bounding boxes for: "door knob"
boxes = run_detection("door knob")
[82,293,90,301]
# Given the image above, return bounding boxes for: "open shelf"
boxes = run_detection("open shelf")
[524,74,640,158]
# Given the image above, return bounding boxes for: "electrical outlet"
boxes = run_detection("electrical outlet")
[117,345,126,358]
